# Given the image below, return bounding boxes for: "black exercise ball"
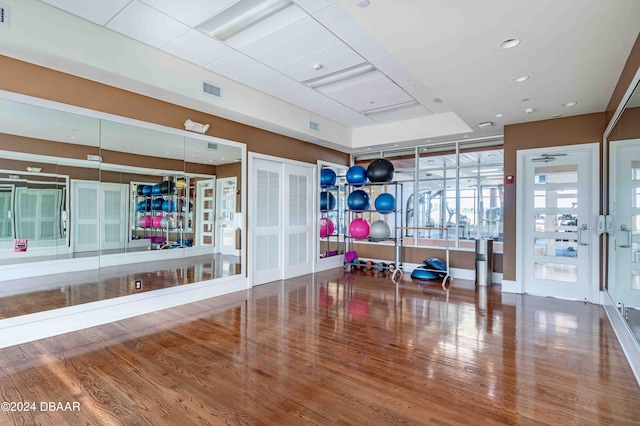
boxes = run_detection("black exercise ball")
[367,158,394,183]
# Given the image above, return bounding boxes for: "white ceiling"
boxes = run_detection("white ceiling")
[9,0,640,152]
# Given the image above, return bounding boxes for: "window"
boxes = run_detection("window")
[352,140,504,251]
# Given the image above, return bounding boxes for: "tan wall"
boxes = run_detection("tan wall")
[606,34,640,124]
[0,55,349,167]
[503,113,606,282]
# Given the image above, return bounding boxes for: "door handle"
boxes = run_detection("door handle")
[577,223,588,246]
[619,224,632,248]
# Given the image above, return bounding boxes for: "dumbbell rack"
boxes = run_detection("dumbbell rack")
[343,180,404,283]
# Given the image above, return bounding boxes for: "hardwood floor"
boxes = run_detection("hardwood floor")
[0,268,639,425]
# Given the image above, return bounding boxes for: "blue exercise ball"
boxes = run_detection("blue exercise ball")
[347,189,370,211]
[142,185,152,196]
[346,165,367,187]
[367,158,395,183]
[162,200,176,212]
[151,197,164,210]
[136,199,151,212]
[152,184,162,195]
[320,168,337,187]
[374,193,395,214]
[320,191,336,212]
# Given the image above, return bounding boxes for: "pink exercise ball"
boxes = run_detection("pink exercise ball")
[349,218,370,239]
[140,215,152,228]
[320,217,335,237]
[152,216,163,228]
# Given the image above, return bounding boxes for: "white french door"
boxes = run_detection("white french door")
[100,183,128,251]
[196,178,215,248]
[250,155,314,286]
[216,177,237,255]
[519,144,599,301]
[609,139,640,309]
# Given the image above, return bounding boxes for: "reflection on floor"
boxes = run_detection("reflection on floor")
[625,307,640,341]
[0,254,241,319]
[0,269,638,424]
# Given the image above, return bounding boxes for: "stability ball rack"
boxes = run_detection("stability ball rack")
[344,180,404,284]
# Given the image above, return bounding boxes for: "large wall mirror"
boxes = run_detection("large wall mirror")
[604,65,640,380]
[0,92,245,320]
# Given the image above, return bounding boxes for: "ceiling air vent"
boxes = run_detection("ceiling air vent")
[0,4,9,28]
[207,142,218,150]
[309,121,319,131]
[202,81,222,99]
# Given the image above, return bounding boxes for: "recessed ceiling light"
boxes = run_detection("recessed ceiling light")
[68,135,76,139]
[552,113,562,118]
[463,134,470,138]
[432,98,443,104]
[358,0,370,7]
[494,113,505,118]
[313,63,323,70]
[562,101,577,107]
[126,145,132,148]
[500,38,520,49]
[512,75,529,83]
[521,98,530,102]
[478,121,494,129]
[524,107,535,114]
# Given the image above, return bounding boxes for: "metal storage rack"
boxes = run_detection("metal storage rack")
[343,181,404,283]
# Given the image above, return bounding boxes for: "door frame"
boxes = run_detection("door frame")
[216,176,239,256]
[515,143,600,303]
[248,152,316,287]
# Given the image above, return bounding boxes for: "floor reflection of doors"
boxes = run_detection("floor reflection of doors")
[610,139,640,313]
[519,144,599,301]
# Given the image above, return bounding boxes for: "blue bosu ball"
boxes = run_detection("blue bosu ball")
[346,165,367,187]
[320,168,337,187]
[347,189,370,211]
[374,193,395,214]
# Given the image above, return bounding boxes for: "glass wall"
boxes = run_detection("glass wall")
[353,139,504,251]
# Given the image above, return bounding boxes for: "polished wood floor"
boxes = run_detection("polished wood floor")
[0,268,639,425]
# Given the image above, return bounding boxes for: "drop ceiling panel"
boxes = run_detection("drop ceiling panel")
[105,1,189,49]
[405,85,450,114]
[345,85,414,112]
[205,52,269,80]
[242,69,297,95]
[344,32,388,61]
[216,4,308,50]
[368,53,406,76]
[311,103,374,127]
[322,74,398,104]
[293,0,337,15]
[161,30,234,67]
[273,84,331,111]
[240,17,340,67]
[389,69,421,88]
[313,4,365,40]
[275,43,364,82]
[138,0,237,27]
[40,0,130,26]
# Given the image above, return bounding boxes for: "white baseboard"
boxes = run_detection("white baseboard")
[1,256,99,281]
[501,279,521,293]
[602,291,640,386]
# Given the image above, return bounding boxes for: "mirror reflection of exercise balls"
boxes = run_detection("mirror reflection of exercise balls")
[160,217,175,229]
[162,200,176,212]
[142,185,153,196]
[152,216,163,228]
[320,168,337,187]
[347,189,370,211]
[346,165,367,187]
[151,197,164,210]
[320,191,336,211]
[159,180,176,194]
[349,218,370,239]
[367,158,394,183]
[140,215,152,228]
[374,193,395,214]
[152,183,162,195]
[136,199,151,212]
[369,220,391,241]
[319,217,335,237]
